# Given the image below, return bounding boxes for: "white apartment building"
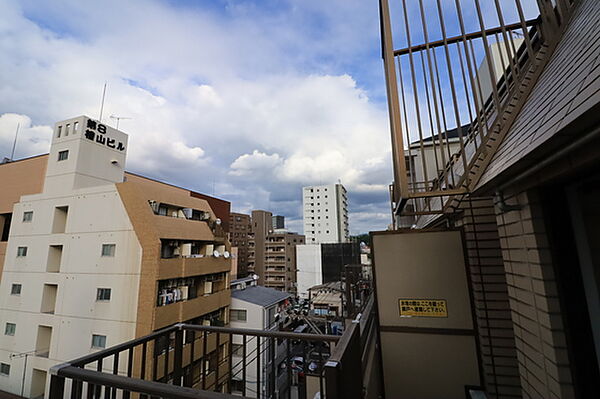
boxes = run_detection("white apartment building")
[0,116,231,397]
[302,184,348,244]
[229,277,291,398]
[296,244,322,299]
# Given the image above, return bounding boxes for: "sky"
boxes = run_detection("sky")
[0,0,540,235]
[0,0,394,235]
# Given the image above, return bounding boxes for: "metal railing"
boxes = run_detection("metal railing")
[49,301,381,399]
[380,0,578,222]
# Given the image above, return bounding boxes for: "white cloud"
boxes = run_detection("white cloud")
[0,0,394,233]
[0,113,52,160]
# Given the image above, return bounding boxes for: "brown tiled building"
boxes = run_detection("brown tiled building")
[264,231,305,294]
[228,212,252,278]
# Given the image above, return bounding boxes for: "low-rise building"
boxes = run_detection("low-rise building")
[229,277,291,398]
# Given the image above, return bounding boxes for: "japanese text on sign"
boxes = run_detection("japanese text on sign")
[84,119,126,151]
[399,299,448,317]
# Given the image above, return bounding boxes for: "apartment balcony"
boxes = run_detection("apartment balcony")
[154,214,215,241]
[158,256,231,280]
[49,297,378,399]
[154,289,230,329]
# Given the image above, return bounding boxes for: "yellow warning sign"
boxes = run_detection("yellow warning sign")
[399,299,448,317]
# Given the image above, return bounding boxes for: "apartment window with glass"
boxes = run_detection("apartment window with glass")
[10,284,21,295]
[91,334,107,349]
[73,121,79,133]
[57,126,62,138]
[101,244,115,257]
[0,363,9,376]
[22,211,33,223]
[96,288,111,301]
[230,309,247,322]
[4,323,15,336]
[16,247,27,257]
[57,150,69,161]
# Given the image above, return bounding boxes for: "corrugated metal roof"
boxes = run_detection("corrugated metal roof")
[231,285,290,307]
[477,0,600,189]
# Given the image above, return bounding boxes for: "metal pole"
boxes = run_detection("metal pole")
[10,123,19,161]
[99,82,107,122]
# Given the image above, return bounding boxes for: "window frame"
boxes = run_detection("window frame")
[230,309,247,322]
[101,244,116,257]
[10,284,21,295]
[4,323,15,336]
[16,246,27,257]
[22,211,33,223]
[96,288,112,301]
[57,150,69,161]
[0,363,10,376]
[91,334,107,349]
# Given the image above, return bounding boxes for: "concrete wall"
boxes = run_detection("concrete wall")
[296,244,322,299]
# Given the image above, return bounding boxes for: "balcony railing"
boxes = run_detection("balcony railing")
[380,0,578,223]
[49,296,380,399]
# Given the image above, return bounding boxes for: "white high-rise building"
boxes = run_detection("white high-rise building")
[302,184,348,244]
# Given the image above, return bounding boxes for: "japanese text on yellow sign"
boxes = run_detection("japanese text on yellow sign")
[399,299,448,317]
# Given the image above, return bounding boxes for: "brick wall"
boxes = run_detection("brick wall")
[494,189,575,398]
[457,197,521,398]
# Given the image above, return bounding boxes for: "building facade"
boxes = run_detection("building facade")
[302,184,348,244]
[229,212,252,278]
[272,215,285,230]
[247,210,272,283]
[229,277,291,398]
[264,232,305,294]
[0,116,231,397]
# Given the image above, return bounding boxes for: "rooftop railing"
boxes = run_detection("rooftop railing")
[380,0,578,224]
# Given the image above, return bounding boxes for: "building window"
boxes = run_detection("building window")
[101,244,116,257]
[230,309,247,322]
[57,126,62,138]
[16,247,27,257]
[65,124,70,136]
[57,150,69,161]
[96,288,111,301]
[4,323,15,336]
[10,284,21,295]
[91,334,107,349]
[73,121,79,133]
[22,211,33,223]
[0,363,10,376]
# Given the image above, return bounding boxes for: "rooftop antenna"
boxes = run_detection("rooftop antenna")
[99,82,107,122]
[10,123,19,161]
[109,115,132,130]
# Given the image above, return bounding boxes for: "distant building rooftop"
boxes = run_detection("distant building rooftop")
[231,285,291,308]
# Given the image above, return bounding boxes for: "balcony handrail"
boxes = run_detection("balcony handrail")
[50,366,237,399]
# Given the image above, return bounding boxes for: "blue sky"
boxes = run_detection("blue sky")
[0,0,539,234]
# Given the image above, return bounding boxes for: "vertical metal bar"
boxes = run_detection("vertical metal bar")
[431,47,456,188]
[455,43,477,151]
[493,0,520,81]
[202,331,208,390]
[286,339,292,399]
[515,0,535,60]
[494,33,510,99]
[173,328,184,386]
[152,338,158,382]
[228,333,233,394]
[401,0,430,191]
[86,382,94,399]
[242,335,247,397]
[270,337,276,399]
[434,0,470,187]
[71,379,83,399]
[49,375,66,399]
[95,359,102,398]
[256,336,261,399]
[397,58,418,193]
[473,0,502,110]
[141,342,147,381]
[418,51,441,180]
[215,332,221,392]
[163,334,170,382]
[188,331,195,388]
[111,352,119,399]
[379,0,409,200]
